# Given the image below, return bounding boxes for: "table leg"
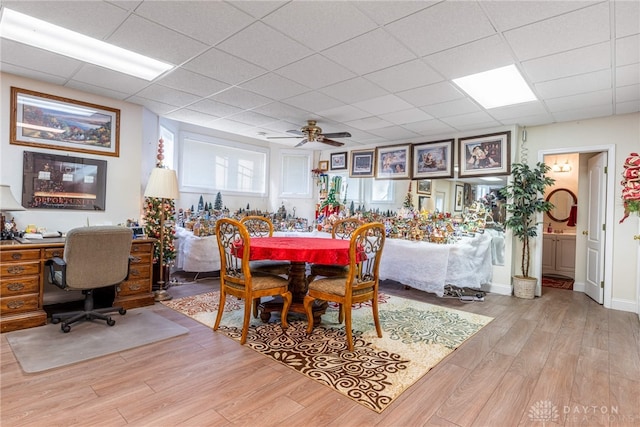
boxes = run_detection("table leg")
[259,261,328,323]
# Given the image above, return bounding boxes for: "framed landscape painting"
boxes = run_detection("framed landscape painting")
[10,87,120,157]
[458,131,510,178]
[349,149,375,178]
[375,144,411,180]
[412,139,454,179]
[417,179,432,195]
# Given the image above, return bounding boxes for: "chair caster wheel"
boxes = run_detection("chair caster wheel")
[52,318,60,324]
[61,324,71,333]
[118,308,126,315]
[106,318,116,326]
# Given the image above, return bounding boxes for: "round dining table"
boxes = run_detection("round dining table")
[248,236,352,323]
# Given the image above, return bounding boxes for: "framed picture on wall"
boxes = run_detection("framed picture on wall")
[330,152,347,170]
[416,179,432,195]
[318,160,329,171]
[22,151,107,210]
[375,144,411,179]
[411,139,454,179]
[458,131,510,178]
[10,87,120,157]
[349,149,375,178]
[454,184,464,212]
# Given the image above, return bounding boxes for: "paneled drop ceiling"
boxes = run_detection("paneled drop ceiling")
[1,1,638,150]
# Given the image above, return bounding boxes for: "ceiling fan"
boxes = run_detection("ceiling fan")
[268,120,351,147]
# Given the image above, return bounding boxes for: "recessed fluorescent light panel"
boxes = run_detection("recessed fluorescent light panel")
[0,8,174,80]
[453,65,537,109]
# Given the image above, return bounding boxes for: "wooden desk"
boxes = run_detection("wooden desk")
[0,237,156,333]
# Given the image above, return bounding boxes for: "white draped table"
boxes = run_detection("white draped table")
[175,227,496,296]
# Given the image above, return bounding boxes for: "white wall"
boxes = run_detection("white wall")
[1,73,144,232]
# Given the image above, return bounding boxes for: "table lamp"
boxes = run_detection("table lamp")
[144,167,179,301]
[0,184,26,240]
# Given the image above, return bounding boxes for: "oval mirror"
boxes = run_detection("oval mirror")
[546,188,577,222]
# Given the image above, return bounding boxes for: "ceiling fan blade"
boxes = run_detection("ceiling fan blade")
[287,129,304,136]
[294,139,309,147]
[267,136,303,139]
[319,137,344,147]
[321,132,351,138]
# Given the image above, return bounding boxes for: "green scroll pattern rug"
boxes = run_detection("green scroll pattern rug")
[162,291,492,413]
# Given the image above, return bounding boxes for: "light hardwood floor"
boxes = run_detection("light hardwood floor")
[2,278,639,426]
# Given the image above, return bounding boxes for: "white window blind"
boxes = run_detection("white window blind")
[280,152,311,197]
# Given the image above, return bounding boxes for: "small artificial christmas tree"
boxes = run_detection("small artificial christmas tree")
[403,181,414,209]
[214,192,223,210]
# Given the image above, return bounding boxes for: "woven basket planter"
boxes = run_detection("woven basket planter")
[513,276,537,299]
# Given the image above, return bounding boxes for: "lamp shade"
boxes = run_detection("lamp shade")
[144,168,179,199]
[0,185,26,211]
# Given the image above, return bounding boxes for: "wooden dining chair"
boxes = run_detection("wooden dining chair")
[214,218,292,345]
[307,217,361,283]
[303,222,386,351]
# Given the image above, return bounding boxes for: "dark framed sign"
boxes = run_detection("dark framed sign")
[22,151,107,210]
[11,87,120,157]
[458,131,510,178]
[330,152,347,170]
[349,149,375,178]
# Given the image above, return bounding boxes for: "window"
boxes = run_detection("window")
[280,151,312,198]
[370,179,394,203]
[327,173,394,205]
[179,132,268,195]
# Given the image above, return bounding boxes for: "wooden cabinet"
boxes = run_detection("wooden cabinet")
[0,238,155,333]
[542,233,576,278]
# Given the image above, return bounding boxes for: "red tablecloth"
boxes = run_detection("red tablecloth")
[249,237,352,265]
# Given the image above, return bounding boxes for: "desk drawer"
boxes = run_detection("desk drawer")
[1,276,40,297]
[128,264,151,280]
[129,253,151,265]
[0,249,40,263]
[117,280,150,296]
[0,294,39,315]
[131,243,153,254]
[44,248,64,259]
[0,261,40,278]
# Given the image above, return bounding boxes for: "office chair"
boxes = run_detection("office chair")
[46,226,133,333]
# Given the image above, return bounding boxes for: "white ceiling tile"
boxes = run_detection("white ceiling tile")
[397,82,465,107]
[251,102,311,123]
[439,111,498,127]
[319,77,388,104]
[165,109,220,125]
[182,48,267,85]
[368,126,419,141]
[135,1,254,46]
[188,99,243,118]
[378,108,433,125]
[226,1,287,19]
[425,35,515,79]
[354,1,434,25]
[535,69,612,99]
[108,14,208,65]
[497,113,555,127]
[545,89,613,112]
[402,118,456,135]
[345,116,394,131]
[616,100,640,114]
[453,121,504,132]
[65,80,130,101]
[364,60,443,93]
[73,64,150,94]
[207,118,255,133]
[552,104,613,122]
[322,29,417,75]
[522,42,610,83]
[263,2,377,51]
[488,101,548,120]
[282,91,345,113]
[616,34,640,66]
[353,94,413,115]
[275,55,356,90]
[316,105,371,122]
[209,87,273,110]
[0,39,83,79]
[240,73,310,99]
[481,1,600,32]
[614,0,640,38]
[616,84,640,103]
[126,96,178,115]
[616,64,640,87]
[216,22,312,70]
[134,85,201,108]
[0,62,68,86]
[504,2,610,61]
[385,1,495,57]
[155,68,229,98]
[421,98,480,118]
[227,110,279,127]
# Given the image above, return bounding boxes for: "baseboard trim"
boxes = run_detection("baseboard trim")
[485,282,511,295]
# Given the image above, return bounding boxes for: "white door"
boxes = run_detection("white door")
[584,153,607,303]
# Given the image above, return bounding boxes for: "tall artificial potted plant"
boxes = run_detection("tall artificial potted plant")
[500,162,555,298]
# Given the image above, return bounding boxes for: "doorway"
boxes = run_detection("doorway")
[535,145,615,307]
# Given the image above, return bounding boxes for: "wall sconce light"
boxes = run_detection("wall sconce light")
[552,160,572,173]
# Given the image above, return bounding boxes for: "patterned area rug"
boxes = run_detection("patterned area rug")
[162,292,492,413]
[542,275,574,290]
